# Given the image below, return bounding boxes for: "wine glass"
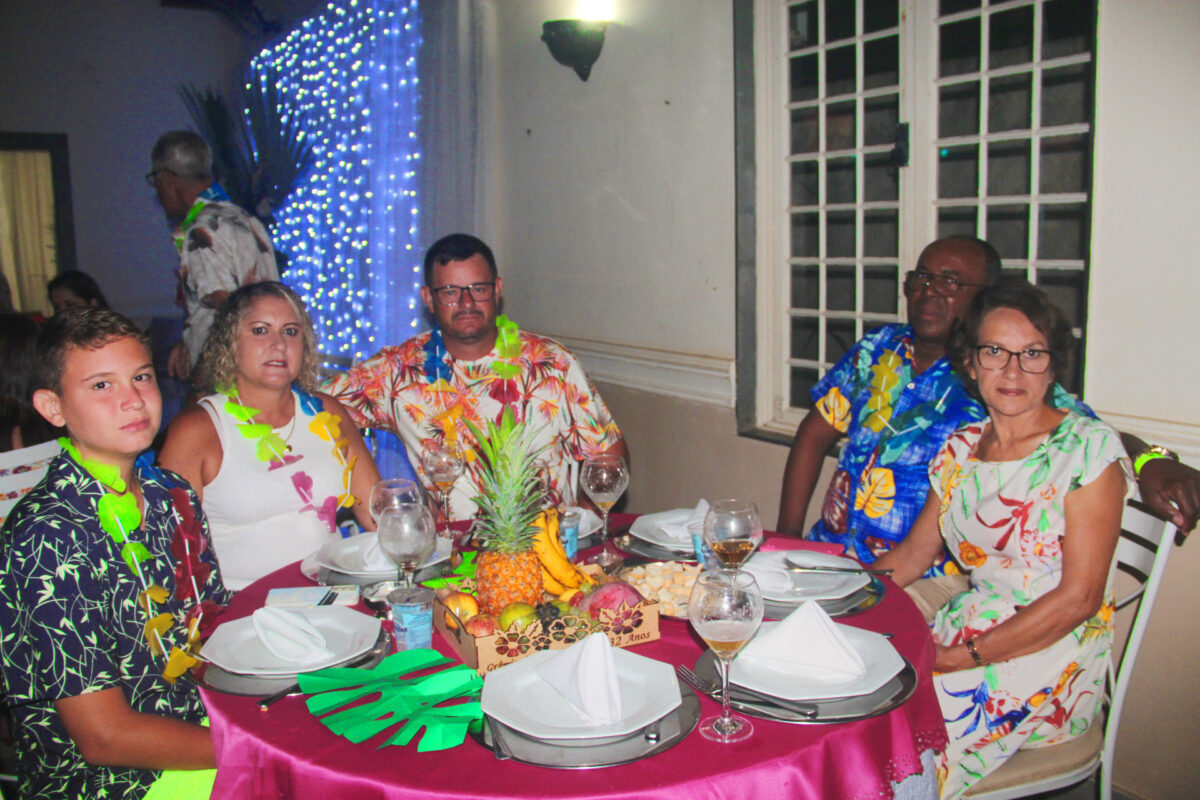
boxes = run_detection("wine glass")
[375,504,437,587]
[580,453,629,543]
[369,478,423,522]
[703,499,764,569]
[420,440,464,537]
[688,569,764,743]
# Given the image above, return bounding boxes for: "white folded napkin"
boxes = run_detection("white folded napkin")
[252,607,333,664]
[657,499,710,543]
[535,632,623,726]
[564,506,602,537]
[360,533,394,571]
[740,601,867,680]
[740,552,796,594]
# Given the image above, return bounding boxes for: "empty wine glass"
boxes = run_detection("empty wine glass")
[688,569,764,743]
[580,453,629,544]
[420,440,464,537]
[703,499,764,569]
[375,504,436,587]
[369,478,423,522]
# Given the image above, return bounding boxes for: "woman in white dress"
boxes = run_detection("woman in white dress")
[160,282,385,590]
[876,279,1130,798]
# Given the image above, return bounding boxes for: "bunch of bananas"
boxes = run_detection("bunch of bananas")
[531,509,592,594]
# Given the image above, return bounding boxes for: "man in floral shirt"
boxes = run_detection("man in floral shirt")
[326,233,627,517]
[776,236,1199,574]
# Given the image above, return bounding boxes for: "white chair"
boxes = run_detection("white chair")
[967,499,1178,800]
[0,438,60,529]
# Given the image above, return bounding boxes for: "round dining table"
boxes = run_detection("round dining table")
[201,515,948,800]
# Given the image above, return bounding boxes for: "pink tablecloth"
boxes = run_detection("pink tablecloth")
[202,516,948,800]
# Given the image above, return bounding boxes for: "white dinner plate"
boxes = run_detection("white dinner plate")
[313,533,452,579]
[731,622,904,701]
[200,606,381,677]
[742,550,870,603]
[627,509,695,551]
[482,649,681,741]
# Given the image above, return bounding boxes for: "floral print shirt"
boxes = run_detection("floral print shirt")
[806,324,1090,573]
[325,330,621,517]
[0,452,230,799]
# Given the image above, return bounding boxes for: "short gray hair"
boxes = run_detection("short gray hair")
[151,130,212,181]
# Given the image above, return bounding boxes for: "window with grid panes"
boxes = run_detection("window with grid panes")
[736,0,1095,439]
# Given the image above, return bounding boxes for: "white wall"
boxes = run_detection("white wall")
[0,0,247,322]
[487,1,1199,797]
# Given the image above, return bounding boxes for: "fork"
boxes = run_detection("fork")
[675,664,818,718]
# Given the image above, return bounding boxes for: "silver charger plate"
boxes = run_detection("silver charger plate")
[764,574,886,619]
[195,627,391,697]
[317,560,451,588]
[694,650,917,724]
[472,677,700,768]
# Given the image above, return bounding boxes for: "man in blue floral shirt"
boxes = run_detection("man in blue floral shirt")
[776,236,1198,573]
[0,309,229,799]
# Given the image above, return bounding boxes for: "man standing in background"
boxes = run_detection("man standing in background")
[148,131,278,380]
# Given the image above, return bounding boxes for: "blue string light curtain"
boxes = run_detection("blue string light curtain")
[250,0,424,359]
[251,0,423,479]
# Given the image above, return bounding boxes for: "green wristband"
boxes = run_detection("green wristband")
[1133,446,1177,476]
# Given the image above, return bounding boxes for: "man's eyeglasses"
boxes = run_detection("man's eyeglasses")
[431,281,496,305]
[904,269,987,297]
[974,345,1052,374]
[144,169,175,187]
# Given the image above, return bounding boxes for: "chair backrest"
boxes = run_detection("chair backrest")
[1103,499,1177,785]
[0,439,60,529]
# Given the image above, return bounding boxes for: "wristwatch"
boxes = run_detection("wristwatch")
[1132,445,1179,476]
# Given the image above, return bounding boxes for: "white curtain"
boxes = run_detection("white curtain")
[0,150,57,314]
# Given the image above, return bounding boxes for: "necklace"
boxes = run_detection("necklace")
[218,384,358,529]
[58,439,206,683]
[423,314,522,386]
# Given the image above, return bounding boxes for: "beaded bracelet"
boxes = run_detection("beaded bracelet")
[965,638,983,667]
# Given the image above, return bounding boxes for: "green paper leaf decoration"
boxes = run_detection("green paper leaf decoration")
[492,363,521,379]
[422,551,477,590]
[298,649,483,752]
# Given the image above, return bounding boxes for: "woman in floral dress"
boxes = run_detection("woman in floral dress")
[876,279,1131,798]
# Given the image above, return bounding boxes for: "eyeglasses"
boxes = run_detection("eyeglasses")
[904,269,987,297]
[431,281,496,305]
[974,345,1052,374]
[144,169,175,187]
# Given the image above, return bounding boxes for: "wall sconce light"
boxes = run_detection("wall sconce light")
[541,20,607,81]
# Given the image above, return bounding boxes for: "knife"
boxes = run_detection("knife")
[786,564,893,576]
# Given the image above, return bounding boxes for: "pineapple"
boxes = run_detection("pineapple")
[467,408,548,617]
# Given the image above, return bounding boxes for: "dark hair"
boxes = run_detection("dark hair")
[47,270,109,311]
[194,281,319,394]
[422,233,497,287]
[948,277,1075,399]
[0,314,59,449]
[36,307,148,394]
[150,130,212,181]
[941,235,1003,285]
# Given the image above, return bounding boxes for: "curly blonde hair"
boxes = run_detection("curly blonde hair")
[194,282,319,394]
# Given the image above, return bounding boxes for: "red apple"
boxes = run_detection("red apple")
[464,614,498,637]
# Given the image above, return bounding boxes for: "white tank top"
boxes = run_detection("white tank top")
[200,390,346,590]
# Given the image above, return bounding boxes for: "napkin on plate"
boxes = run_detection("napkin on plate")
[657,499,710,544]
[252,607,334,664]
[740,600,867,680]
[534,632,623,726]
[360,533,395,571]
[740,553,796,594]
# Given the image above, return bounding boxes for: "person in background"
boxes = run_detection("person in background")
[325,233,627,519]
[777,236,1199,579]
[0,313,59,451]
[0,307,228,799]
[159,282,387,590]
[147,130,278,381]
[876,280,1130,798]
[47,270,109,315]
